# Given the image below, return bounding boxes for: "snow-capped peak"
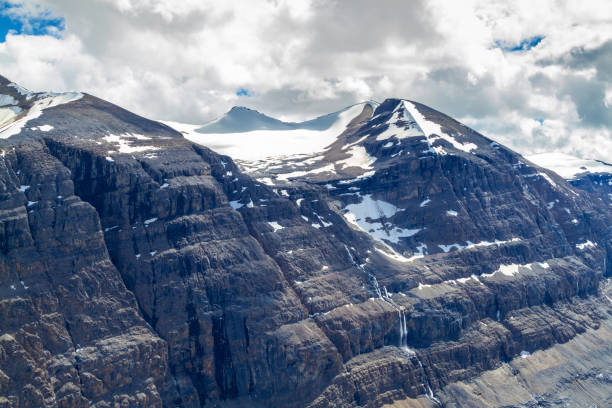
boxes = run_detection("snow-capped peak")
[0,78,82,139]
[177,101,377,161]
[197,105,297,133]
[170,97,490,183]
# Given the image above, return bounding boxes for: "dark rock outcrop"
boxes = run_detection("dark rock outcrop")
[0,78,610,407]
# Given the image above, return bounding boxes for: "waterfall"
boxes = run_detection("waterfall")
[343,244,356,265]
[396,308,439,405]
[402,312,408,342]
[398,309,412,352]
[344,244,383,298]
[426,385,441,405]
[396,307,439,405]
[398,311,404,347]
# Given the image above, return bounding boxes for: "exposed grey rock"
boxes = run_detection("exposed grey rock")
[0,76,610,407]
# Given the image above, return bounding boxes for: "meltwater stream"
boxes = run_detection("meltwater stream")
[344,244,440,404]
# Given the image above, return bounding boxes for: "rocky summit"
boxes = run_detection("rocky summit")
[0,76,610,408]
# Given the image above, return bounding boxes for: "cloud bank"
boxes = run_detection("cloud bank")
[0,0,610,161]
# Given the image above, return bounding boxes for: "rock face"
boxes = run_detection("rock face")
[0,82,170,406]
[0,76,610,407]
[569,171,612,208]
[386,281,612,408]
[526,152,612,209]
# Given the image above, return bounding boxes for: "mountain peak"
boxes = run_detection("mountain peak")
[1,74,610,408]
[0,79,181,140]
[228,105,257,113]
[196,102,376,135]
[197,105,292,134]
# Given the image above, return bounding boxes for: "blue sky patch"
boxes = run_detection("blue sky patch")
[236,88,252,97]
[495,36,544,52]
[0,2,64,42]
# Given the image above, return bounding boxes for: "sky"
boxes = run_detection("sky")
[0,0,610,161]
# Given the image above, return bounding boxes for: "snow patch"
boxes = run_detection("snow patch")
[438,238,521,253]
[403,101,477,152]
[0,91,82,138]
[31,124,54,132]
[374,104,423,141]
[268,221,284,232]
[375,242,427,264]
[438,243,463,252]
[144,217,158,226]
[0,94,18,106]
[276,163,335,181]
[0,106,22,128]
[336,145,376,170]
[521,172,558,188]
[575,240,597,250]
[259,177,275,185]
[103,133,159,154]
[7,83,33,98]
[482,261,549,278]
[456,274,482,284]
[343,194,419,244]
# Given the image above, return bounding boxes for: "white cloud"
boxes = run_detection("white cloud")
[1,0,610,161]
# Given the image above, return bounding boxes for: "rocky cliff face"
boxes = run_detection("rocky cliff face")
[569,172,612,208]
[0,85,171,406]
[0,77,610,407]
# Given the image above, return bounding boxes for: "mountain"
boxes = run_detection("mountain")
[195,103,378,134]
[527,152,612,180]
[0,76,610,408]
[197,106,297,133]
[169,102,378,161]
[527,152,612,208]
